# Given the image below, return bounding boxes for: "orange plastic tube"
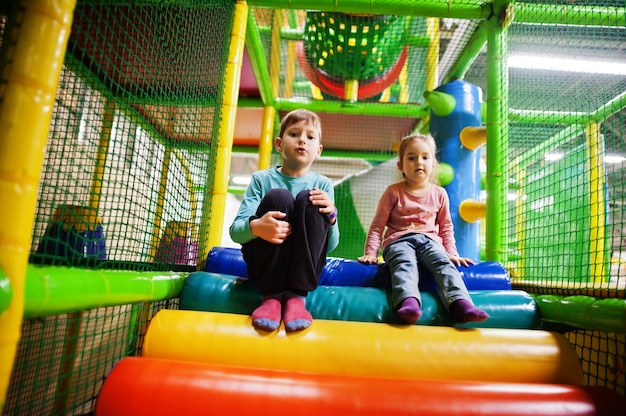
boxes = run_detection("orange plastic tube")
[95,357,623,416]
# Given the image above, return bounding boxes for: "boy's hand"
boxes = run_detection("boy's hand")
[358,255,378,264]
[309,188,334,214]
[310,188,337,224]
[449,255,474,267]
[250,211,292,244]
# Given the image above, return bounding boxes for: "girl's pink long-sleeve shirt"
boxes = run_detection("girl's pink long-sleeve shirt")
[363,182,459,258]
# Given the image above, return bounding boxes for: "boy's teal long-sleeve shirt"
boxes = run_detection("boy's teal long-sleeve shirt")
[229,167,339,253]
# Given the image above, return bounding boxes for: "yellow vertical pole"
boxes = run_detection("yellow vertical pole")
[269,10,282,98]
[257,9,284,171]
[149,149,171,261]
[173,150,198,228]
[50,98,116,416]
[513,166,526,279]
[89,99,115,210]
[344,79,359,102]
[425,17,440,91]
[137,147,172,361]
[201,1,248,265]
[258,106,276,170]
[0,0,76,410]
[586,121,607,284]
[398,61,409,104]
[172,150,199,254]
[284,40,296,99]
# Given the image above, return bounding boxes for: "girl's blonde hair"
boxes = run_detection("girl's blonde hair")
[397,133,440,184]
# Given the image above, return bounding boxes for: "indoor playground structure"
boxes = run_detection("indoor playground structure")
[1,0,626,415]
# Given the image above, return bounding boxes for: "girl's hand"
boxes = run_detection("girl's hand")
[358,255,379,264]
[449,255,475,267]
[250,211,292,244]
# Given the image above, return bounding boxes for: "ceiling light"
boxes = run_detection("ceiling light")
[509,55,626,76]
[231,175,251,186]
[544,152,564,161]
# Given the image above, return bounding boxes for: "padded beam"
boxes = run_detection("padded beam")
[143,309,582,385]
[95,357,624,416]
[205,246,511,290]
[180,272,540,329]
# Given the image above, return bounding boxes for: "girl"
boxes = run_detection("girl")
[358,133,488,324]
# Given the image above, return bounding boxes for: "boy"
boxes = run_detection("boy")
[229,109,339,332]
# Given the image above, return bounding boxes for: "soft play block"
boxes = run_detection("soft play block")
[181,272,540,329]
[95,357,624,416]
[205,246,511,290]
[142,309,582,385]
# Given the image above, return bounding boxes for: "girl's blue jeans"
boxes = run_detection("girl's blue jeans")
[382,233,471,310]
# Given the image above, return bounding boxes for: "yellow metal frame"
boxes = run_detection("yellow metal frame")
[0,0,77,409]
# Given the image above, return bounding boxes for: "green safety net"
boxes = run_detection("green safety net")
[1,0,625,414]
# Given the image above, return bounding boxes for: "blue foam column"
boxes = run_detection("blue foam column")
[429,79,483,260]
[181,272,539,329]
[205,247,511,291]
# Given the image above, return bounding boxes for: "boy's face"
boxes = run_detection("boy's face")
[275,119,323,173]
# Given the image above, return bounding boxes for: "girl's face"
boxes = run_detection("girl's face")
[398,139,434,185]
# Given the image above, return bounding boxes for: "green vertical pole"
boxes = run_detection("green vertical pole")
[246,8,274,106]
[484,2,513,263]
[442,20,488,85]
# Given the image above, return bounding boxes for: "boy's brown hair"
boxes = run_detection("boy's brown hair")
[279,109,322,141]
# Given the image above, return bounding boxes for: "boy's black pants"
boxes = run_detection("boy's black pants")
[241,188,330,296]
